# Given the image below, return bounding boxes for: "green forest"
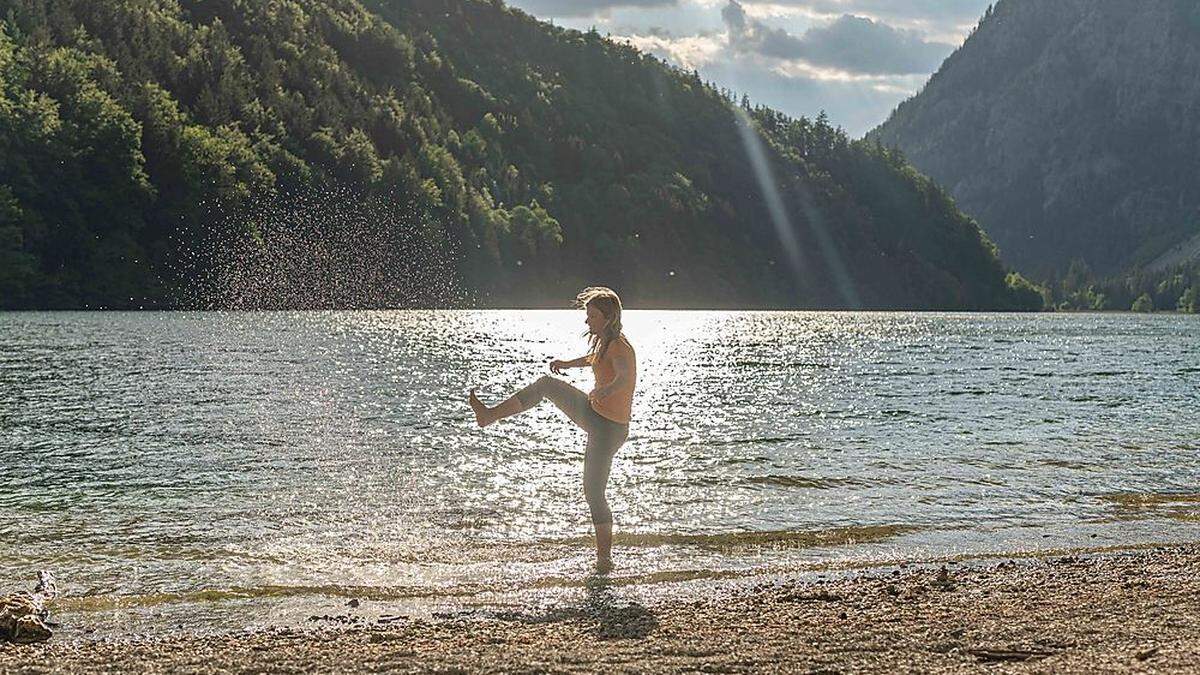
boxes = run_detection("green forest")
[1046,260,1200,313]
[0,0,1041,310]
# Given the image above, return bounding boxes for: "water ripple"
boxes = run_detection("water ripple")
[1,310,1198,626]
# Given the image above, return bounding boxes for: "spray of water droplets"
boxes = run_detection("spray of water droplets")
[174,186,475,310]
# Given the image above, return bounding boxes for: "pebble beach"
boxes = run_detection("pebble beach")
[4,544,1198,673]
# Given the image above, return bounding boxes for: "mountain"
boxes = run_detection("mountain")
[871,0,1200,281]
[0,0,1040,310]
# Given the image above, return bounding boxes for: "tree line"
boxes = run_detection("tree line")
[0,0,1040,310]
[1046,260,1200,313]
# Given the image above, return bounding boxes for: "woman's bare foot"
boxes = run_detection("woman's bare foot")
[468,389,494,427]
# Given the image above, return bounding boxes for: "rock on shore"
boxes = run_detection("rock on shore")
[0,572,57,644]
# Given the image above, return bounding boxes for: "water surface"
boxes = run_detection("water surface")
[1,311,1197,633]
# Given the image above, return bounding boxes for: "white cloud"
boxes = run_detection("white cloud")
[618,32,727,70]
[735,0,993,43]
[506,0,993,135]
[722,1,952,75]
[769,58,927,90]
[507,0,679,18]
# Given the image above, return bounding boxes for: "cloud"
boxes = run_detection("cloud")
[734,0,993,43]
[722,0,951,75]
[616,29,926,135]
[620,32,726,70]
[760,0,987,22]
[701,54,919,134]
[507,0,679,18]
[507,0,995,136]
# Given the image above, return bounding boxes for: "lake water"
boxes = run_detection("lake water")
[1,310,1198,635]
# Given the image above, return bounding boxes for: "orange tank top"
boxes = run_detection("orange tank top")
[590,336,636,424]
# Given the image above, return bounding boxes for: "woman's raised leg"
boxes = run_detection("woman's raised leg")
[470,375,592,429]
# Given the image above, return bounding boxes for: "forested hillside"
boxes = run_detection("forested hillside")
[1043,259,1200,313]
[0,0,1040,310]
[872,0,1200,284]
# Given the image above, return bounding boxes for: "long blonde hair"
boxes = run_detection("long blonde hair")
[576,286,623,360]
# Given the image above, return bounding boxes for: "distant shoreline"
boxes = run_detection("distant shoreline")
[1,307,1194,314]
[5,543,1198,672]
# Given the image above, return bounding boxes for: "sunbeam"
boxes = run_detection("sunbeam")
[731,107,861,308]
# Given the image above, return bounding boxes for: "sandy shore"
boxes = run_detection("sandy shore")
[4,544,1199,673]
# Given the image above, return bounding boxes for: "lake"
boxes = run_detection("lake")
[1,310,1197,635]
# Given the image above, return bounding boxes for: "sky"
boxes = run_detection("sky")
[505,0,994,137]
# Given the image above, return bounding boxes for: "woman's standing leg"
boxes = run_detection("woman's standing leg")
[471,375,591,429]
[583,419,628,571]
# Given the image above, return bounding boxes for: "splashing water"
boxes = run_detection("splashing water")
[174,186,470,310]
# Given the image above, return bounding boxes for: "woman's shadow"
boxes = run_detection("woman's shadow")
[491,573,659,640]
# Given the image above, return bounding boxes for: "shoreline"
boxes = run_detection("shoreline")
[5,543,1199,673]
[3,307,1194,314]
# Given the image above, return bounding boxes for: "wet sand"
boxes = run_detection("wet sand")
[4,544,1199,673]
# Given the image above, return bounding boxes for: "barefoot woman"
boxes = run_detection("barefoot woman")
[469,287,636,572]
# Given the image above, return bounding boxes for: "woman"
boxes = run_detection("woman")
[469,287,636,573]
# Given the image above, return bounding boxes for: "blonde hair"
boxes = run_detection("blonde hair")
[575,286,623,360]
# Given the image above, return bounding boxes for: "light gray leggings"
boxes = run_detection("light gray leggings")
[515,375,629,525]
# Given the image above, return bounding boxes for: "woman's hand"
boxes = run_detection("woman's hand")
[550,359,567,375]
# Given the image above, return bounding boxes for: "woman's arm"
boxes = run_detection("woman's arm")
[550,354,591,374]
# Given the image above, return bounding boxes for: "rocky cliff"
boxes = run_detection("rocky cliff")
[872,0,1200,278]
